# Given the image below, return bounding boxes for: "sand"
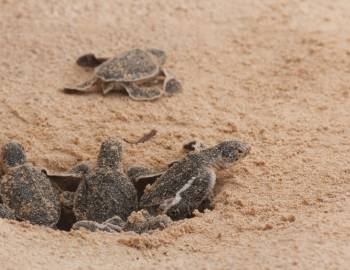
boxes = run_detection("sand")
[0,0,350,269]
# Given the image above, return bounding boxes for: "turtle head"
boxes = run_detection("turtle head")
[147,48,166,65]
[1,141,27,171]
[97,138,123,169]
[203,140,251,169]
[70,162,92,176]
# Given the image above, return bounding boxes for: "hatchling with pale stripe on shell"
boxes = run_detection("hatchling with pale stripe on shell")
[64,48,182,101]
[138,140,251,220]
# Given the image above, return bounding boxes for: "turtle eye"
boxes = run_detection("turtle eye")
[222,147,234,159]
[237,149,243,154]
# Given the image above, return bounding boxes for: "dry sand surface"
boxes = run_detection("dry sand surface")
[0,0,350,269]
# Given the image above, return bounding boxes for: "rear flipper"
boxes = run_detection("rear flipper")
[197,191,215,212]
[161,68,182,95]
[121,82,162,101]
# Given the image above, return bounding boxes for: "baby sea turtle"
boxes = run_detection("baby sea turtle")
[0,141,60,226]
[72,209,171,234]
[139,140,251,220]
[73,138,138,223]
[64,48,182,101]
[126,140,210,200]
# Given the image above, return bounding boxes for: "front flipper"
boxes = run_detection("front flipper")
[161,68,182,95]
[183,140,207,153]
[63,77,99,93]
[76,53,109,68]
[44,162,91,192]
[72,215,125,233]
[197,190,215,212]
[127,166,166,199]
[121,82,162,101]
[72,220,123,233]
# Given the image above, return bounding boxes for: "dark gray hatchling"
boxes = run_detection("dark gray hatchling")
[126,141,206,199]
[0,141,60,226]
[64,48,182,101]
[73,138,138,223]
[139,140,251,220]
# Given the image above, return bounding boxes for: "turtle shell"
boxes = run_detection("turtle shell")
[95,49,160,82]
[0,165,60,226]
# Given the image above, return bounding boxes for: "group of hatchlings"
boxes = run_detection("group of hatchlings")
[0,49,251,234]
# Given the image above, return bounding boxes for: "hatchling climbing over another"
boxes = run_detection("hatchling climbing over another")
[0,141,60,226]
[73,138,138,223]
[64,48,182,101]
[138,140,251,220]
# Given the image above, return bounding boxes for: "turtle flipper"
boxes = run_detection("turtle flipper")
[197,190,215,212]
[183,140,207,153]
[63,77,98,93]
[161,68,182,94]
[43,162,91,192]
[76,53,109,68]
[127,166,164,183]
[101,82,123,95]
[72,220,122,233]
[127,166,165,199]
[121,82,162,101]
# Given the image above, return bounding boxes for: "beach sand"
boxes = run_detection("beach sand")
[0,0,349,269]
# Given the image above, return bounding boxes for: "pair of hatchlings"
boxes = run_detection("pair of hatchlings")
[64,48,182,101]
[0,138,250,233]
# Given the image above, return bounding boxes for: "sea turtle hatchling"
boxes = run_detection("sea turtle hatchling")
[64,48,182,101]
[73,138,138,223]
[126,140,212,201]
[0,141,61,226]
[139,140,251,220]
